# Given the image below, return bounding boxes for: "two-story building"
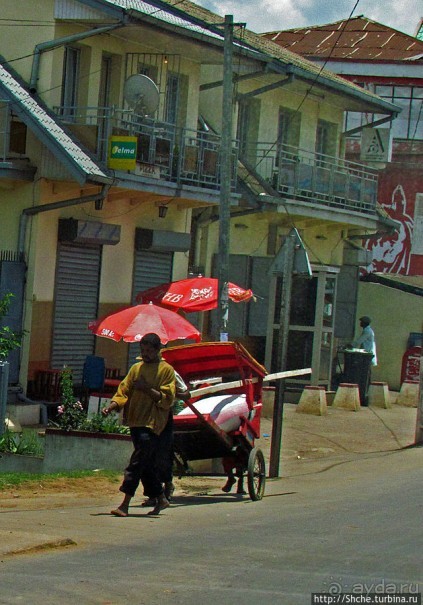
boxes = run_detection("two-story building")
[262,15,423,388]
[0,1,399,398]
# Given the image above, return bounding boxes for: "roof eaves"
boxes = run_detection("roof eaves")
[0,58,112,186]
[80,1,401,115]
[360,272,423,296]
[74,0,128,20]
[267,58,400,115]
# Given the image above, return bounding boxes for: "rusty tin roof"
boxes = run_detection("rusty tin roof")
[262,16,423,62]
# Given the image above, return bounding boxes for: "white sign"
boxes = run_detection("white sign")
[136,162,161,179]
[360,128,392,162]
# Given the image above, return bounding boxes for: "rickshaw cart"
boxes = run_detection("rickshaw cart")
[162,341,267,501]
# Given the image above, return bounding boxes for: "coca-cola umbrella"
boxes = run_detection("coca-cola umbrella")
[88,302,201,344]
[135,276,254,313]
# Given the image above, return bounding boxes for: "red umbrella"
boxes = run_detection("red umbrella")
[135,277,254,313]
[88,302,201,344]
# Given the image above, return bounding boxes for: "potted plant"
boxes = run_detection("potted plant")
[40,367,132,473]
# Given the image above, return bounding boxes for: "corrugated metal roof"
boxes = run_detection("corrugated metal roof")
[0,59,111,185]
[102,0,226,41]
[262,16,423,62]
[91,1,400,113]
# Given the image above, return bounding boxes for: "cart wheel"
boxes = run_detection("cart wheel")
[247,447,266,501]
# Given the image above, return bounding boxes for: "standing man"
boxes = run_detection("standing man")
[353,316,377,366]
[102,332,176,517]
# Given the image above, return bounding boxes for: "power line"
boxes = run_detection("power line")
[241,0,361,183]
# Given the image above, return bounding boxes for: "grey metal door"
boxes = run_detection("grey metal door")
[51,242,101,383]
[128,249,173,367]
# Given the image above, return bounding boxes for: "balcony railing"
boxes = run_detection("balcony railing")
[241,142,379,215]
[53,106,238,191]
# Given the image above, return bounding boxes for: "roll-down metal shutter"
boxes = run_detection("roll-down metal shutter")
[51,242,102,383]
[128,249,173,367]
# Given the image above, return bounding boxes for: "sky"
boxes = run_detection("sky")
[195,0,421,37]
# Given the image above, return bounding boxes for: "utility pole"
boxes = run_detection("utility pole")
[217,14,234,341]
[415,353,423,444]
[268,228,312,477]
[268,235,295,477]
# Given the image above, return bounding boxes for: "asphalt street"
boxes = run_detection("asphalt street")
[0,402,421,604]
[0,446,421,605]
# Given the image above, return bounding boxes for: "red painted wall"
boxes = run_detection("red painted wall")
[362,166,423,276]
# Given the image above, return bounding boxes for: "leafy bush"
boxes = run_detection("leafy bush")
[55,366,86,431]
[53,366,128,434]
[0,292,24,361]
[80,413,129,435]
[0,428,44,456]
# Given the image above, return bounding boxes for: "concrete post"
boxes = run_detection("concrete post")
[0,361,10,436]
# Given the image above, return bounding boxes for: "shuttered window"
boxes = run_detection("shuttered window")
[128,249,173,367]
[51,242,101,383]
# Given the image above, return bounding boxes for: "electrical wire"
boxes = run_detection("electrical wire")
[242,0,361,182]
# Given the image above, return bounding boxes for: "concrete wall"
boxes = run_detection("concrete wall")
[0,430,133,474]
[356,281,423,390]
[0,430,223,475]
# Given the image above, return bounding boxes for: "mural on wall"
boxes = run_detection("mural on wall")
[362,168,423,276]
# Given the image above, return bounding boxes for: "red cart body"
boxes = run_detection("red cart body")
[162,341,268,500]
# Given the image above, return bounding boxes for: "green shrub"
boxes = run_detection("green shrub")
[52,367,128,434]
[0,292,24,361]
[0,428,44,456]
[80,413,130,435]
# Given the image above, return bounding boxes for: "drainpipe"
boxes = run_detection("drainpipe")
[30,23,125,93]
[18,184,110,255]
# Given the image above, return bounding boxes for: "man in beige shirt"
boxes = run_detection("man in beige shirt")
[102,332,176,516]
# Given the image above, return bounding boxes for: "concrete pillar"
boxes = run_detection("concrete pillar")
[297,386,327,415]
[397,380,419,407]
[333,383,361,412]
[368,382,391,409]
[262,386,275,418]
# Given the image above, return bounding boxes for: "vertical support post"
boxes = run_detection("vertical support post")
[0,361,10,436]
[217,14,234,341]
[415,352,423,444]
[269,235,295,478]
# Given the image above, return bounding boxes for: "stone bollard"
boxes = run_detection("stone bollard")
[368,381,391,409]
[333,383,361,412]
[296,386,327,415]
[261,386,275,418]
[396,380,419,407]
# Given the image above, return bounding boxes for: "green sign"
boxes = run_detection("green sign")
[108,136,137,169]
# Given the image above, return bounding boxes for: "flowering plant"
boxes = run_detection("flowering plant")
[56,366,86,431]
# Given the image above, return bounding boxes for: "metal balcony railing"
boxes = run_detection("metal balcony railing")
[241,142,379,215]
[53,106,238,191]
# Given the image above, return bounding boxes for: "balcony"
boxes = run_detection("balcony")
[53,106,238,192]
[241,142,379,216]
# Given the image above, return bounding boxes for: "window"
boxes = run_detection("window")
[277,108,301,147]
[316,119,337,159]
[345,84,423,141]
[276,107,301,166]
[236,97,261,163]
[376,85,423,139]
[61,47,80,119]
[164,73,179,124]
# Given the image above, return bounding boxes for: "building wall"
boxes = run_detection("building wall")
[362,165,423,276]
[24,190,191,382]
[356,281,422,390]
[199,68,344,153]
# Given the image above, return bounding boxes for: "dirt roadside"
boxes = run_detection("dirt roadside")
[0,402,418,511]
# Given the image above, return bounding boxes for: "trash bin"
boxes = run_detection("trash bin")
[343,350,374,406]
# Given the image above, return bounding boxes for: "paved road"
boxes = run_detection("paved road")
[0,446,421,605]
